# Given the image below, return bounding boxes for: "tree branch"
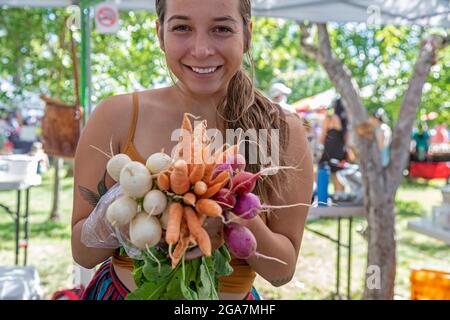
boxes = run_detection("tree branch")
[297,21,321,61]
[314,24,368,125]
[388,34,450,193]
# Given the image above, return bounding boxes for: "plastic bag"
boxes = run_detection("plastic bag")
[80,183,123,249]
[80,183,149,260]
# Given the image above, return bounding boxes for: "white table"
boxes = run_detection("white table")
[306,205,365,299]
[0,175,42,265]
[308,205,365,220]
[407,218,450,245]
[0,266,43,300]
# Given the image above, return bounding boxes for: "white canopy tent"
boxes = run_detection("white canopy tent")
[1,0,449,27]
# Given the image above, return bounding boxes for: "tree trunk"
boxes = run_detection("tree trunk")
[65,160,74,178]
[362,163,396,299]
[298,23,448,299]
[49,157,63,221]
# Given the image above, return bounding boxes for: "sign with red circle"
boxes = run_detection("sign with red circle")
[95,3,119,34]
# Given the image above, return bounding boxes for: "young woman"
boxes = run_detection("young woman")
[318,99,351,193]
[72,0,314,300]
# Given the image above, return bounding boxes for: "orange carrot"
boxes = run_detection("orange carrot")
[170,160,191,195]
[208,170,230,187]
[177,114,194,162]
[202,163,216,184]
[196,199,223,218]
[192,121,206,164]
[171,236,190,269]
[157,172,171,191]
[202,145,211,164]
[193,181,208,196]
[165,202,183,245]
[193,120,206,143]
[215,144,238,164]
[189,163,205,184]
[197,212,207,225]
[201,181,225,199]
[181,113,193,134]
[184,206,211,257]
[171,219,190,268]
[178,136,193,163]
[183,192,196,206]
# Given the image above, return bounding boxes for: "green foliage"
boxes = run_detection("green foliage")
[0,8,77,108]
[251,17,331,102]
[89,10,167,104]
[0,8,447,124]
[329,23,448,125]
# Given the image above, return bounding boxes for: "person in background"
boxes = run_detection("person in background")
[412,122,430,161]
[268,82,296,113]
[430,123,449,144]
[318,98,350,193]
[370,108,392,168]
[28,141,49,174]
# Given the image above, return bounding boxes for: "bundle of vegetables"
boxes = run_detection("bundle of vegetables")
[92,114,234,299]
[97,113,301,299]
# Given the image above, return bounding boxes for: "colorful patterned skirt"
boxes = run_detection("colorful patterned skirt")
[81,260,261,300]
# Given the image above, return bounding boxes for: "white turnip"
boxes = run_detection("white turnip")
[146,152,172,174]
[119,161,152,198]
[143,189,167,216]
[159,206,170,230]
[107,154,131,182]
[129,213,162,249]
[106,195,138,226]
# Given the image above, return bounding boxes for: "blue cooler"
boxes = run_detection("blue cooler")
[317,163,330,207]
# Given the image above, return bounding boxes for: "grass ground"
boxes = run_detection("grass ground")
[0,166,449,299]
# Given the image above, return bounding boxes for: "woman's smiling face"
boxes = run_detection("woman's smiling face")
[157,0,251,98]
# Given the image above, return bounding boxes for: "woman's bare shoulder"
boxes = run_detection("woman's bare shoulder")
[82,93,135,147]
[91,92,134,119]
[138,87,176,109]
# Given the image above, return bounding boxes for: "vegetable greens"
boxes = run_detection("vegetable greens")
[125,245,233,300]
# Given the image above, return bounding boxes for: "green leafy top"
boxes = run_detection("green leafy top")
[126,245,233,300]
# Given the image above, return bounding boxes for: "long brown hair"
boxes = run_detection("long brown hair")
[155,0,290,204]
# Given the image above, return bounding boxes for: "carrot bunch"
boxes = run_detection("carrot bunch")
[159,114,236,268]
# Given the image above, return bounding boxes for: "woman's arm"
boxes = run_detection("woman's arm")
[71,94,132,269]
[238,114,314,286]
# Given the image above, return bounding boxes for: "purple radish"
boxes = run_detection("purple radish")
[233,193,261,220]
[231,172,258,195]
[213,188,237,209]
[230,165,299,195]
[212,163,234,180]
[234,192,313,220]
[226,153,246,171]
[224,223,286,265]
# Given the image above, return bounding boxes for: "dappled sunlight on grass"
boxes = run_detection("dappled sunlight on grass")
[1,167,449,299]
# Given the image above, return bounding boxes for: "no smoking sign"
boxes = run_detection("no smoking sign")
[95,3,119,34]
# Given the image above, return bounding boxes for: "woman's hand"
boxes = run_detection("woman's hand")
[80,183,125,249]
[184,216,224,260]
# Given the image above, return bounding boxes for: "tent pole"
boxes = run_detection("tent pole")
[80,0,91,126]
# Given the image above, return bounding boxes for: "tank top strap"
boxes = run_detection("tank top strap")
[125,92,139,147]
